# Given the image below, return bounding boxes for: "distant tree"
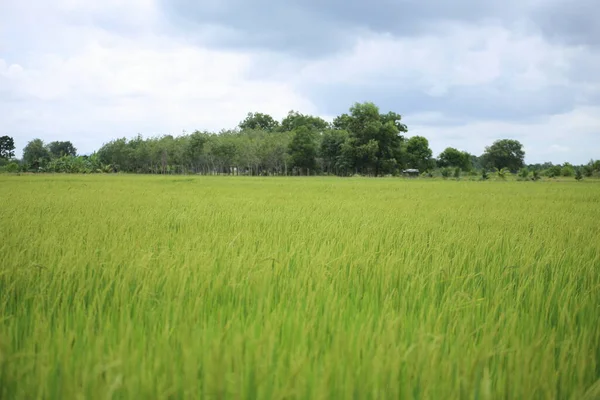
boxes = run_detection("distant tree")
[239,112,279,132]
[280,111,329,132]
[575,168,583,181]
[0,136,15,160]
[470,154,483,170]
[288,126,317,175]
[561,163,575,177]
[482,139,525,172]
[47,141,77,158]
[320,129,349,175]
[545,165,562,178]
[339,102,407,175]
[332,113,352,131]
[23,139,51,170]
[438,147,471,170]
[405,136,433,171]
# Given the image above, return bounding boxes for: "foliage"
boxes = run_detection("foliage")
[441,167,452,179]
[481,169,489,180]
[495,167,510,180]
[0,161,20,173]
[532,170,541,181]
[238,112,280,132]
[341,102,408,176]
[575,168,583,181]
[1,175,599,399]
[405,136,433,172]
[518,167,530,180]
[482,139,525,172]
[453,167,461,179]
[438,147,471,171]
[545,165,562,178]
[561,163,575,177]
[288,126,318,174]
[22,138,51,170]
[0,135,15,159]
[280,110,329,132]
[47,141,77,158]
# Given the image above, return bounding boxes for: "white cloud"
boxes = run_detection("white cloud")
[0,1,316,155]
[297,24,574,95]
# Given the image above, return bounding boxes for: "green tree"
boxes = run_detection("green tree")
[23,138,51,170]
[405,136,433,171]
[438,147,471,170]
[561,163,575,177]
[0,136,15,160]
[280,111,329,132]
[342,102,407,175]
[47,141,77,158]
[239,112,279,132]
[320,129,349,175]
[288,126,317,175]
[482,139,525,172]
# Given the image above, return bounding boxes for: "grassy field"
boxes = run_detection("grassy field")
[1,174,599,399]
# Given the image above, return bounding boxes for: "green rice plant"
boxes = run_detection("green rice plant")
[1,175,599,399]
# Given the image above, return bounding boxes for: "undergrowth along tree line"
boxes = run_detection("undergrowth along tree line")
[2,102,599,178]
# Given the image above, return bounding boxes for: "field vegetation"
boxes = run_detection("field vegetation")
[1,174,599,399]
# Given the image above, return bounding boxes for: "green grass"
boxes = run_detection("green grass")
[1,174,599,399]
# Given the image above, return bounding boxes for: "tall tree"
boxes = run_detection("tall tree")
[288,126,317,175]
[342,102,407,175]
[280,110,329,132]
[23,138,51,170]
[482,139,525,172]
[47,141,77,158]
[239,112,279,132]
[405,136,433,171]
[320,129,349,174]
[0,135,15,159]
[438,147,471,170]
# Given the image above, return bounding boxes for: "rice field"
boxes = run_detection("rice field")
[1,174,599,399]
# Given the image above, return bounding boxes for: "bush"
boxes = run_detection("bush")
[481,169,489,181]
[518,168,529,180]
[495,167,510,180]
[453,167,461,179]
[561,165,575,177]
[441,168,452,179]
[0,162,20,173]
[575,168,583,181]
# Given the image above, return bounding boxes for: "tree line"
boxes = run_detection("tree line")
[1,102,599,178]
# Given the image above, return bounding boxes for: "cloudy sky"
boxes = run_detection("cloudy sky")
[1,0,599,164]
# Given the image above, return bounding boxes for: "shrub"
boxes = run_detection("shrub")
[453,167,461,179]
[481,169,489,181]
[518,168,529,180]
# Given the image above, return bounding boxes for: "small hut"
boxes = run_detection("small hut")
[402,169,420,177]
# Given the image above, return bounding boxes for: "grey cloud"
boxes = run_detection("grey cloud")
[159,0,599,56]
[303,82,578,125]
[535,0,600,47]
[159,0,520,56]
